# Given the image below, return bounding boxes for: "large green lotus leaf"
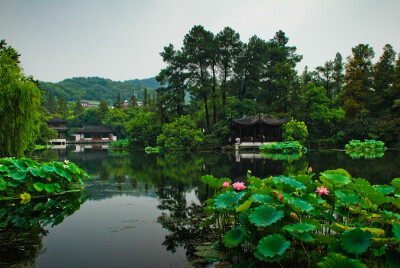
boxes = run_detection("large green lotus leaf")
[0,180,6,191]
[340,228,372,255]
[9,169,28,182]
[276,176,306,190]
[222,226,249,248]
[257,234,290,258]
[288,198,314,212]
[317,253,367,268]
[335,190,360,205]
[252,194,273,204]
[214,190,244,210]
[45,184,55,193]
[253,250,283,263]
[248,176,262,188]
[42,164,56,173]
[373,185,395,195]
[288,230,315,242]
[201,175,231,188]
[321,172,351,185]
[361,227,385,237]
[249,206,284,227]
[29,167,46,178]
[293,174,312,184]
[14,159,28,170]
[284,223,316,233]
[393,224,400,242]
[236,198,253,213]
[391,178,400,190]
[33,182,45,192]
[0,165,9,172]
[365,189,388,206]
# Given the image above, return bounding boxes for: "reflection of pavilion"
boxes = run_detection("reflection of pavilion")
[232,114,290,142]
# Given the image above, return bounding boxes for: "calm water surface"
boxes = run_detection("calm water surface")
[2,148,399,267]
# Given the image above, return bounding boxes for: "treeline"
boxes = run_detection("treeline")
[155,25,400,147]
[40,76,159,104]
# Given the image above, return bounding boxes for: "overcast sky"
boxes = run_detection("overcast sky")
[1,0,399,82]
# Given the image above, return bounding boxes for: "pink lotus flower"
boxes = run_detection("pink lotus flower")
[315,186,329,195]
[223,181,230,188]
[278,193,283,201]
[232,182,246,191]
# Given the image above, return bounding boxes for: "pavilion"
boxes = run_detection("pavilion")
[232,114,291,142]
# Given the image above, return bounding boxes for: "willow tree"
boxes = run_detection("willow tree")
[0,40,43,157]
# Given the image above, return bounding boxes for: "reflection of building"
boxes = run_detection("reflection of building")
[233,114,290,142]
[46,116,69,146]
[72,126,117,143]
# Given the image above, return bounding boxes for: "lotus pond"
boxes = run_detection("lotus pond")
[1,147,399,267]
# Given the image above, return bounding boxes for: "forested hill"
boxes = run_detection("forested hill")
[40,77,160,103]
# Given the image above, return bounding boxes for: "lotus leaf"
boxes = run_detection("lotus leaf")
[373,185,395,195]
[201,175,231,188]
[9,169,28,182]
[29,167,46,178]
[287,230,315,242]
[45,184,56,193]
[249,206,284,227]
[42,164,56,173]
[320,172,351,185]
[393,224,400,242]
[236,198,253,213]
[335,190,360,205]
[214,190,244,210]
[15,160,28,170]
[0,165,9,172]
[340,228,372,255]
[252,194,273,204]
[257,234,290,258]
[284,223,316,233]
[33,182,45,192]
[20,192,31,200]
[253,250,283,263]
[317,253,367,268]
[361,227,385,237]
[222,226,249,248]
[288,198,314,212]
[248,176,262,188]
[275,176,306,190]
[391,178,400,190]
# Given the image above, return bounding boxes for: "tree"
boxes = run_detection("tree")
[102,108,129,138]
[332,53,344,99]
[143,88,148,107]
[97,99,109,121]
[216,27,242,106]
[58,94,69,118]
[282,119,308,145]
[129,93,138,107]
[46,92,57,115]
[113,93,123,109]
[341,44,374,117]
[125,112,161,148]
[73,98,84,116]
[316,61,334,100]
[0,40,43,157]
[157,115,204,150]
[182,25,214,134]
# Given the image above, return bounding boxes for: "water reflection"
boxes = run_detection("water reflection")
[0,192,89,266]
[21,147,400,267]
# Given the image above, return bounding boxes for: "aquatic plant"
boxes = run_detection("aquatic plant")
[33,145,51,150]
[260,141,307,155]
[199,169,400,266]
[345,139,386,152]
[145,146,163,154]
[0,157,89,201]
[108,139,130,151]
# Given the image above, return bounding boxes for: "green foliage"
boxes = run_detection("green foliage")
[0,41,43,157]
[125,112,161,148]
[201,169,400,266]
[108,139,130,151]
[144,146,163,154]
[260,141,306,154]
[345,139,387,159]
[0,157,89,200]
[73,99,84,116]
[157,115,204,151]
[103,108,129,138]
[282,119,308,145]
[35,121,58,145]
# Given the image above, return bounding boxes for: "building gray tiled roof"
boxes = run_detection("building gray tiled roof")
[232,114,291,126]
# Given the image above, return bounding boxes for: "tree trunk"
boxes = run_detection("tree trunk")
[203,93,211,134]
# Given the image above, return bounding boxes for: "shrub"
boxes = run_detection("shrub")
[199,169,400,266]
[125,112,161,148]
[157,115,204,151]
[282,119,308,145]
[259,141,306,154]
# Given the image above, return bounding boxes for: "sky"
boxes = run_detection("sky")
[1,0,399,82]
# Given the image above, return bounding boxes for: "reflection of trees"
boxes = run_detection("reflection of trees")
[0,192,88,266]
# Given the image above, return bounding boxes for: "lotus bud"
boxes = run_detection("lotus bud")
[290,212,298,221]
[308,167,313,173]
[222,181,230,188]
[278,193,283,201]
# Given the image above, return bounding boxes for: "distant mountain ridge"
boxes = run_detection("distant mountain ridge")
[40,76,160,104]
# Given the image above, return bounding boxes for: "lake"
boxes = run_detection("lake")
[1,147,399,267]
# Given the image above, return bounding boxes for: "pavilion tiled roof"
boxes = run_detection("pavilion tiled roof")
[75,126,114,133]
[232,114,291,126]
[46,116,66,123]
